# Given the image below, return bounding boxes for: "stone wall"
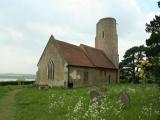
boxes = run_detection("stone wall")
[37,38,68,87]
[68,66,118,87]
[36,37,118,88]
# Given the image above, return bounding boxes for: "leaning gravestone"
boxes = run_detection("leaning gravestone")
[118,91,130,108]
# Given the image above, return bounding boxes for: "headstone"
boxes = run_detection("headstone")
[118,91,130,108]
[100,86,107,97]
[90,87,100,101]
[90,87,104,112]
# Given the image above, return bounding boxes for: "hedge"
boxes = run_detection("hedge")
[0,81,35,86]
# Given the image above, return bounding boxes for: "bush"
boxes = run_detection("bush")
[0,81,35,86]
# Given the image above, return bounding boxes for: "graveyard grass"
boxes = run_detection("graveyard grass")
[0,84,160,120]
[0,86,13,99]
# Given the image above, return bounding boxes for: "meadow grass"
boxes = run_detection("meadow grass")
[0,86,13,100]
[0,84,159,120]
[12,84,160,120]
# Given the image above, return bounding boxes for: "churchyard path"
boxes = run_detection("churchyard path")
[0,89,19,120]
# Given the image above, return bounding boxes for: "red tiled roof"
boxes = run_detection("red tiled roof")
[55,40,116,69]
[80,44,115,68]
[55,40,94,67]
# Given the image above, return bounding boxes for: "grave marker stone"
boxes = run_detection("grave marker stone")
[90,87,100,101]
[100,86,107,97]
[118,91,130,108]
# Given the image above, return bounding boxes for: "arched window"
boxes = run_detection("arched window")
[102,31,105,38]
[48,60,54,80]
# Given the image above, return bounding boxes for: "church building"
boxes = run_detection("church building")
[36,17,119,87]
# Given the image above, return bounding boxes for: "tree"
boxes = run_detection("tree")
[145,15,160,84]
[136,60,152,83]
[119,45,146,83]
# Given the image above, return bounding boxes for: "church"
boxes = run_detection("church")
[36,17,119,88]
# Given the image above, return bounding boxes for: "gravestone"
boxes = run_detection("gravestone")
[90,87,100,101]
[100,86,107,97]
[118,91,130,108]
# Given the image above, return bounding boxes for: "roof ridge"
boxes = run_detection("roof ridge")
[39,35,116,69]
[80,45,96,67]
[80,44,93,48]
[55,39,94,67]
[80,44,103,51]
[81,44,115,68]
[100,51,116,68]
[55,39,79,47]
[80,44,116,69]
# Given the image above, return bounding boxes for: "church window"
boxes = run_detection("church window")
[48,60,54,80]
[102,31,105,38]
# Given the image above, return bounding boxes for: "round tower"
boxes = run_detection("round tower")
[95,17,118,68]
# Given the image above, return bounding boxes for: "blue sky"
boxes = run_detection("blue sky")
[0,0,159,74]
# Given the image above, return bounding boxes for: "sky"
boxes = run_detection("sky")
[0,0,159,74]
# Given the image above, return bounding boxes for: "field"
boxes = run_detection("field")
[0,84,160,120]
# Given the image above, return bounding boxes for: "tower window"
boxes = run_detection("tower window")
[102,31,105,38]
[48,60,54,80]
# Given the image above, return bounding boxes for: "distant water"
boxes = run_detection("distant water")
[0,78,35,81]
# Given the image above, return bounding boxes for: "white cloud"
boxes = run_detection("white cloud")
[0,45,37,74]
[145,11,160,23]
[26,22,95,46]
[0,0,159,73]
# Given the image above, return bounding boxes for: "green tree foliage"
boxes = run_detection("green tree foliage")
[145,15,160,83]
[120,45,146,83]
